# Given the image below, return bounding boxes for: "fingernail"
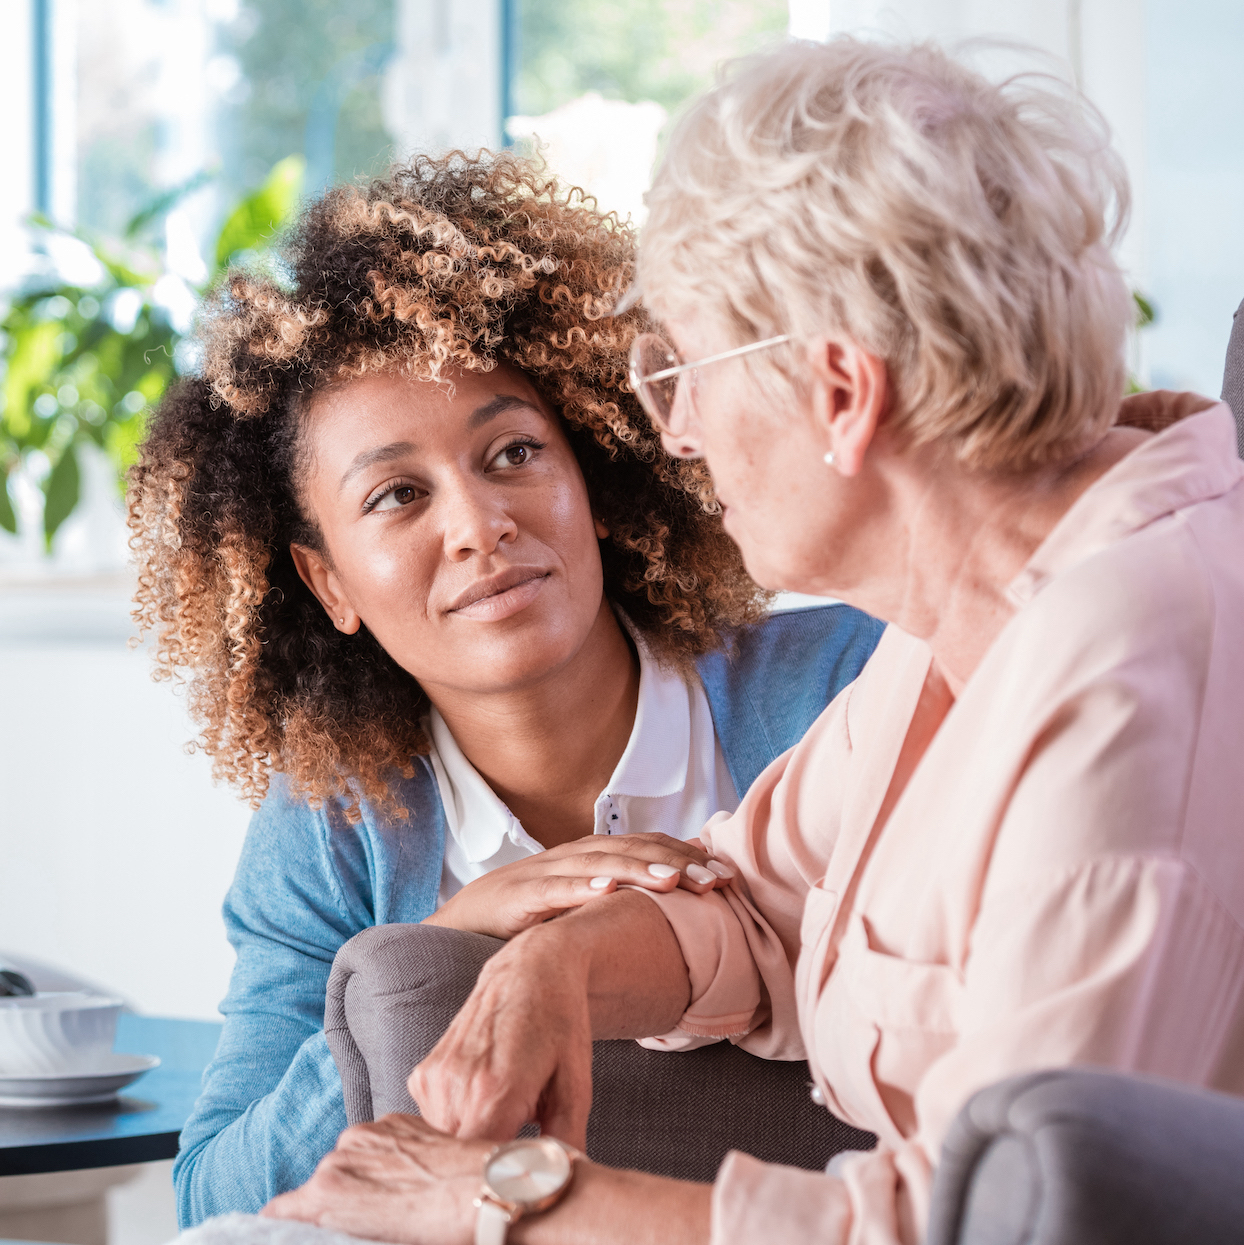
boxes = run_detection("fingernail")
[647,863,679,879]
[589,876,612,890]
[707,859,735,879]
[686,864,716,885]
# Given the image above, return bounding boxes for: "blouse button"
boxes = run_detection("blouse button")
[809,1084,826,1107]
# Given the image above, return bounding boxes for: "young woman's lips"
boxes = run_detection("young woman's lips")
[447,569,551,621]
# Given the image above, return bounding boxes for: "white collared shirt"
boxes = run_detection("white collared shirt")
[428,632,738,906]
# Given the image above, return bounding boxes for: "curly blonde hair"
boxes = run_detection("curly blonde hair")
[129,152,766,819]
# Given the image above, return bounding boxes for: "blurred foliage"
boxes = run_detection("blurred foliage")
[515,0,788,117]
[0,156,305,550]
[215,0,395,198]
[78,129,163,244]
[1127,292,1158,394]
[214,154,306,269]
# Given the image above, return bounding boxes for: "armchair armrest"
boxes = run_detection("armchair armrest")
[324,923,874,1181]
[927,1067,1244,1245]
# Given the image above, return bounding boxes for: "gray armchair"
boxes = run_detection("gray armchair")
[324,922,874,1182]
[926,1067,1244,1245]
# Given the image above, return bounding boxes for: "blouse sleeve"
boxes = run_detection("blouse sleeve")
[637,688,855,1057]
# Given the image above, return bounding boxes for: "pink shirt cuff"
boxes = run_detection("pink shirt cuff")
[628,885,762,1040]
[711,1151,852,1245]
[711,1147,928,1245]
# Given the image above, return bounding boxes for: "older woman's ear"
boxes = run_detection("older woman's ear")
[290,542,361,635]
[804,338,889,478]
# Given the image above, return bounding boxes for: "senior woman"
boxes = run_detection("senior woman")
[264,37,1244,1245]
[130,153,880,1225]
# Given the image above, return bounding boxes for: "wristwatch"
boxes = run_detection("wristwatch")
[474,1136,578,1245]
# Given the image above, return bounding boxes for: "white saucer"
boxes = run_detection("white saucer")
[0,1053,160,1107]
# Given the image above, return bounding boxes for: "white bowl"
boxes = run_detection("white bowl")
[0,992,122,1075]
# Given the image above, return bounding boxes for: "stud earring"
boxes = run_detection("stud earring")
[823,450,836,467]
[338,618,345,625]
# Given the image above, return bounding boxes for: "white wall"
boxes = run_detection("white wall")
[1143,0,1244,395]
[0,581,252,1020]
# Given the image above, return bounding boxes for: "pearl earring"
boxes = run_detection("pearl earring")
[338,618,345,625]
[823,451,836,467]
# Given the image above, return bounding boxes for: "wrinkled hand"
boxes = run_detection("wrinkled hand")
[410,924,596,1148]
[424,832,734,939]
[262,1113,488,1245]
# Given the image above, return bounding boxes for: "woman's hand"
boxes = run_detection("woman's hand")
[262,1113,486,1245]
[423,832,734,940]
[412,889,691,1148]
[262,1110,713,1245]
[412,916,597,1146]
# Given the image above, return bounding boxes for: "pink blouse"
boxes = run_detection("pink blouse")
[641,396,1244,1244]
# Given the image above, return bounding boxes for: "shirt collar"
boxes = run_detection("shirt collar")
[1007,395,1242,608]
[603,620,691,800]
[427,614,693,862]
[427,708,523,864]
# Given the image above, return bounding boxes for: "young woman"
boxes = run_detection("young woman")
[127,153,881,1224]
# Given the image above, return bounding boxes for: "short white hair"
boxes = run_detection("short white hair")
[638,38,1134,472]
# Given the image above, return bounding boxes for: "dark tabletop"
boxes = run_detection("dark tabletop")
[0,1013,221,1176]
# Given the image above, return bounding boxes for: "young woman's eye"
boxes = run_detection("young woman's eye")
[364,481,423,513]
[488,438,544,471]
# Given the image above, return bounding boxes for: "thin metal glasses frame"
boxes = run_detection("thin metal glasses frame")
[633,333,792,388]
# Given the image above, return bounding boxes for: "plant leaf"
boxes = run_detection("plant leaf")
[105,410,149,484]
[0,472,16,534]
[3,321,62,441]
[214,154,306,271]
[42,442,81,550]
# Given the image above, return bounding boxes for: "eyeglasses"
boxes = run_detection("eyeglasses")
[628,332,791,438]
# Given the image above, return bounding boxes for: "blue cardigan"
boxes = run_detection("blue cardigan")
[173,605,883,1226]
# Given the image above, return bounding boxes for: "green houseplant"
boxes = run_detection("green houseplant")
[0,155,305,550]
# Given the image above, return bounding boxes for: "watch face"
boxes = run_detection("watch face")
[484,1138,572,1208]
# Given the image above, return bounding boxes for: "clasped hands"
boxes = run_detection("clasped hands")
[423,829,735,940]
[264,833,726,1244]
